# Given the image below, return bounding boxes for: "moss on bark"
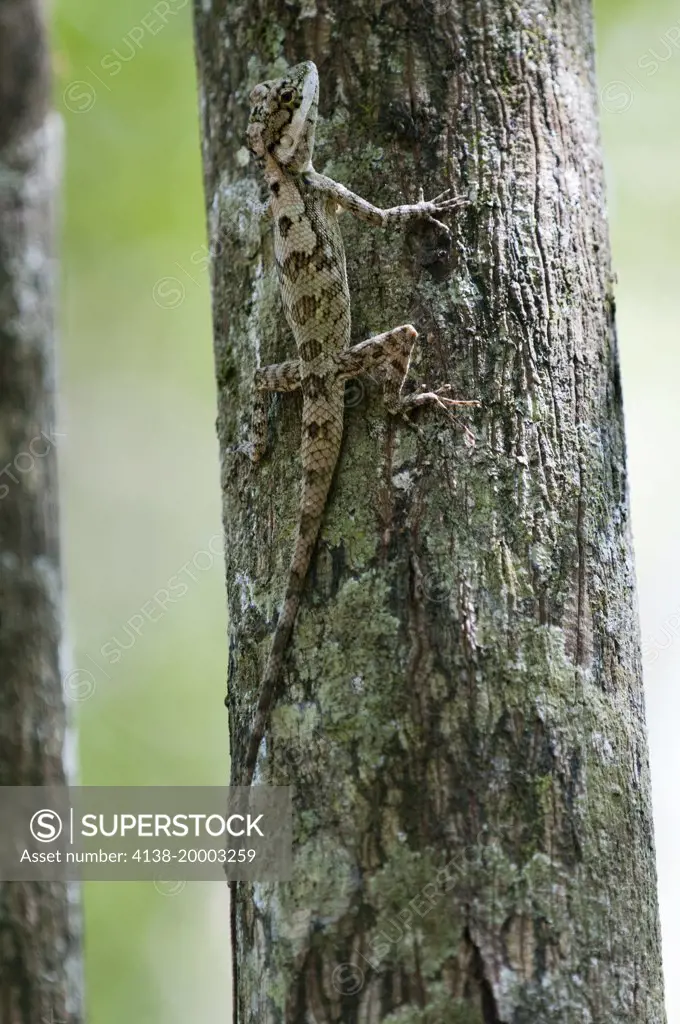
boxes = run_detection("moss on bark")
[193,0,666,1019]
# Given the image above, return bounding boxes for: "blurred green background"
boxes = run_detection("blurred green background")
[49,0,680,1019]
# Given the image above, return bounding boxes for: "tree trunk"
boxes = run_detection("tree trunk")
[193,1,666,1020]
[0,2,83,1022]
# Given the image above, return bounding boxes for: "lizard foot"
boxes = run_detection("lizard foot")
[412,187,470,238]
[400,385,480,444]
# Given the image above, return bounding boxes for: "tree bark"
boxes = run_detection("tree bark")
[193,1,666,1021]
[0,2,83,1022]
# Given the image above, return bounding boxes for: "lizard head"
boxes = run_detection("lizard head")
[246,60,319,172]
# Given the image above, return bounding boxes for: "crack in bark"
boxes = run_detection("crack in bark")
[197,0,666,1019]
[465,929,504,1024]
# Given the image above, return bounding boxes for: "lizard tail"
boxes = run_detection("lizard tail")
[242,467,334,785]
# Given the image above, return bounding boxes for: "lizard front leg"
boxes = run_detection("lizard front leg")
[232,359,302,463]
[303,170,467,235]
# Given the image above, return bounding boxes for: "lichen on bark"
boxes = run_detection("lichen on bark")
[0,1,83,1020]
[193,0,666,1020]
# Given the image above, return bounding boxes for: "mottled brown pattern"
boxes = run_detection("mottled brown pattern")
[240,62,470,786]
[298,338,322,361]
[290,293,319,325]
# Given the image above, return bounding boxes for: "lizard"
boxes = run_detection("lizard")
[236,59,474,785]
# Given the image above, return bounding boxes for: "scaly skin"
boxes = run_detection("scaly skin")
[239,61,474,784]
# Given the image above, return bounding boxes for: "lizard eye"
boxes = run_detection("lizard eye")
[280,88,295,104]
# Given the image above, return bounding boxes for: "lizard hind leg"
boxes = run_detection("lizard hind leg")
[336,324,417,408]
[337,324,479,419]
[230,359,302,463]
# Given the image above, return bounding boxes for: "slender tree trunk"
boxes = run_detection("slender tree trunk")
[193,1,666,1020]
[0,3,83,1022]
